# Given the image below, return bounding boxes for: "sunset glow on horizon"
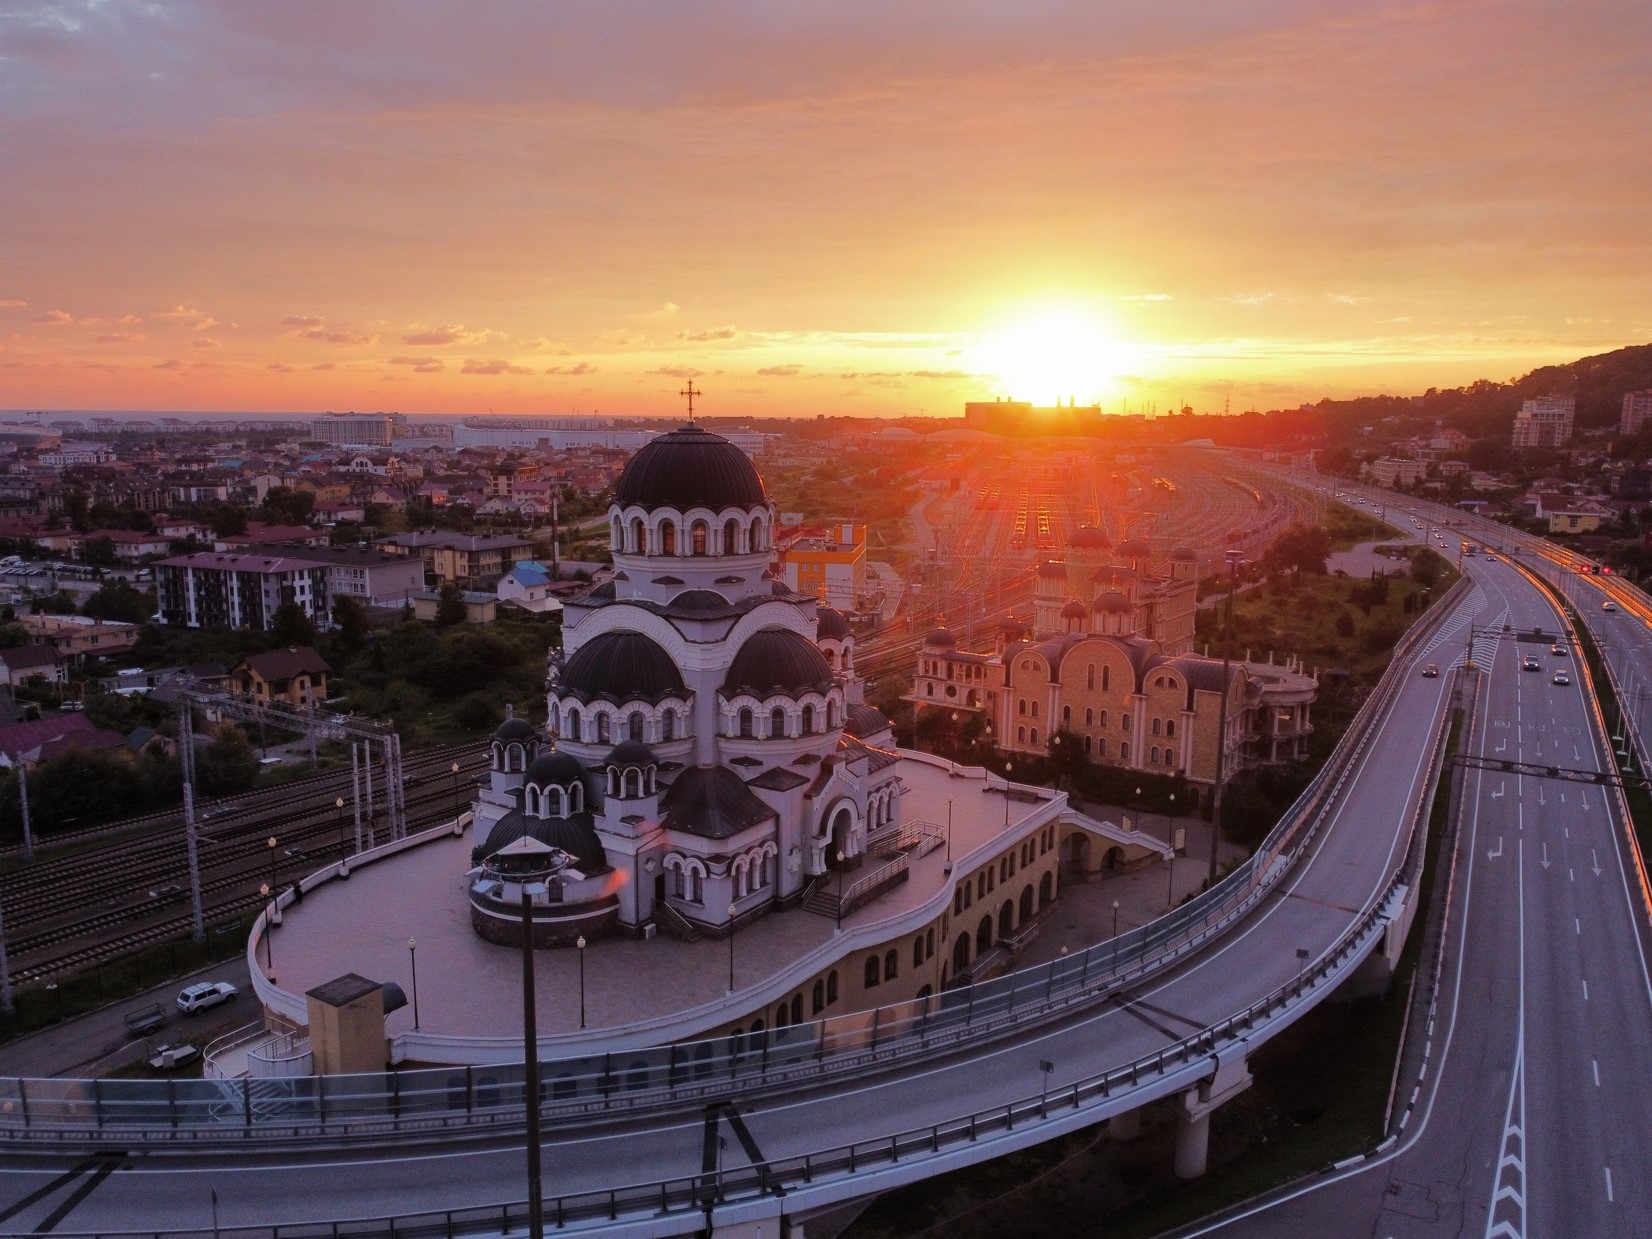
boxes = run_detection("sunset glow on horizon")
[1,2,1647,418]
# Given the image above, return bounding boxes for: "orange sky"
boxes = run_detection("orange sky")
[1,2,1648,418]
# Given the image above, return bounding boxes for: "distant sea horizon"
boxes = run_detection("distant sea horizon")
[0,409,705,425]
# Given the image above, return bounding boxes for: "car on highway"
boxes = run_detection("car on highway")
[1523,656,1541,671]
[1551,643,1567,656]
[1603,600,1617,612]
[1553,671,1571,686]
[177,981,237,1016]
[1421,664,1439,678]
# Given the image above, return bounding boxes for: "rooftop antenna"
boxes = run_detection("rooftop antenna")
[679,381,702,424]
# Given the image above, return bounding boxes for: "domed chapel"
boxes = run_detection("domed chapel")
[466,425,902,947]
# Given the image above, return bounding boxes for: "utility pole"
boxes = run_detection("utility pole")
[17,760,33,863]
[1209,550,1242,888]
[177,702,206,943]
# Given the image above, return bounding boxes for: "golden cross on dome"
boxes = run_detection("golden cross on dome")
[679,381,702,423]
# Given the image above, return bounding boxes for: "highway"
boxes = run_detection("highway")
[0,577,1479,1235]
[1192,486,1652,1239]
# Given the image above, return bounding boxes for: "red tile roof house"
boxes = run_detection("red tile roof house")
[0,713,126,768]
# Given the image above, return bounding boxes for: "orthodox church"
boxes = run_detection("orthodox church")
[466,425,902,948]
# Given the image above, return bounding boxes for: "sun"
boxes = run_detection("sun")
[969,309,1133,405]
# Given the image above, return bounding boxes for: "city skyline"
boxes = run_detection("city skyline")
[2,1,1648,417]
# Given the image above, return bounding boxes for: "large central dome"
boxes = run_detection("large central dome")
[614,426,767,511]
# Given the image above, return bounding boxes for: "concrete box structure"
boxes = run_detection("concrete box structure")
[304,973,388,1076]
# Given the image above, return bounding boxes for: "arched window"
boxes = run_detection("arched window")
[525,786,540,817]
[1018,699,1026,716]
[751,517,765,551]
[827,970,839,1003]
[1039,871,1053,908]
[1121,741,1130,761]
[1086,664,1095,690]
[629,516,644,553]
[1084,736,1093,754]
[546,786,564,817]
[596,713,610,744]
[802,703,815,733]
[914,937,925,968]
[1062,705,1071,724]
[1099,710,1108,728]
[1152,718,1162,736]
[926,927,935,957]
[739,708,753,738]
[977,915,993,955]
[660,520,676,555]
[691,521,709,555]
[1017,726,1025,742]
[1097,738,1107,757]
[1166,719,1176,738]
[812,979,826,1014]
[775,1001,789,1028]
[662,709,676,741]
[1122,712,1131,730]
[566,707,581,740]
[864,956,880,988]
[883,949,898,980]
[791,994,803,1024]
[1030,701,1039,719]
[1085,708,1093,725]
[953,934,970,973]
[827,700,837,728]
[1030,728,1039,746]
[724,518,739,555]
[672,865,685,898]
[1151,745,1161,763]
[1102,666,1111,692]
[769,706,786,738]
[610,516,622,550]
[628,711,645,742]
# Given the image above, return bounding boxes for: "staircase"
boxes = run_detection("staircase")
[804,886,842,918]
[651,900,701,943]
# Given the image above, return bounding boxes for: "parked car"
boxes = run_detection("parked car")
[1553,671,1570,686]
[177,981,237,1015]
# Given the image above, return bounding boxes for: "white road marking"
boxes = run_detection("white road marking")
[1583,980,1589,1001]
[1576,917,1581,934]
[1592,1059,1600,1086]
[1483,840,1528,1239]
[1606,1167,1614,1202]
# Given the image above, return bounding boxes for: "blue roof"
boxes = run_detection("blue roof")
[506,562,551,585]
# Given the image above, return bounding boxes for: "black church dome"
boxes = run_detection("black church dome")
[613,426,767,511]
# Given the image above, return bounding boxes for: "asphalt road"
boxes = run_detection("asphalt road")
[1189,527,1652,1237]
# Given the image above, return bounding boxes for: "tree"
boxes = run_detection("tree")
[259,486,315,527]
[330,595,371,653]
[1262,521,1333,583]
[64,489,91,534]
[81,535,118,568]
[199,726,259,796]
[433,582,468,629]
[271,600,318,647]
[205,503,248,538]
[83,581,155,625]
[28,590,78,616]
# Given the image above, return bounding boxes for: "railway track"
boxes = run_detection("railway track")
[6,775,481,986]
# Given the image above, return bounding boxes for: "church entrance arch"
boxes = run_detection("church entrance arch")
[828,804,854,866]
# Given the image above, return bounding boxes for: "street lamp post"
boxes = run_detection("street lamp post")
[335,797,347,858]
[1003,761,1013,828]
[727,903,738,994]
[944,795,953,874]
[519,888,545,1239]
[835,852,846,930]
[259,882,274,973]
[451,761,462,817]
[576,935,587,1029]
[266,836,279,905]
[1209,550,1242,887]
[407,937,420,1031]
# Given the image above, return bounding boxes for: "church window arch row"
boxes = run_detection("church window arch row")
[664,853,706,903]
[553,695,690,746]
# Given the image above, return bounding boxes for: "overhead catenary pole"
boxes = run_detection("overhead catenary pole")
[0,887,13,1016]
[350,743,364,855]
[17,760,33,863]
[178,702,206,943]
[1208,550,1241,888]
[520,888,546,1239]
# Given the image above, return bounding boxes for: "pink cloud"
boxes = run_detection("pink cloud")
[756,364,801,377]
[652,365,705,379]
[403,324,485,346]
[678,327,740,341]
[0,299,25,309]
[267,362,294,372]
[32,310,73,325]
[282,315,324,328]
[152,358,183,370]
[543,362,595,375]
[193,337,220,348]
[311,362,337,371]
[94,332,145,344]
[460,358,532,375]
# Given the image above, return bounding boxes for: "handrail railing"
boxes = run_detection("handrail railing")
[0,579,1473,1146]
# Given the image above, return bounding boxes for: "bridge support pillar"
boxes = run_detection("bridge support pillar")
[1109,1106,1141,1141]
[1173,1054,1252,1179]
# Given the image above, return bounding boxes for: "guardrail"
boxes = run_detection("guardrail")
[22,874,1414,1239]
[0,579,1473,1146]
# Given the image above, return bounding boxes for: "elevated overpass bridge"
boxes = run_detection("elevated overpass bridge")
[0,568,1573,1238]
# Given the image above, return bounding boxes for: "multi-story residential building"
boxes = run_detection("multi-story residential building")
[310,412,404,447]
[156,551,331,630]
[377,531,536,586]
[1621,390,1652,436]
[780,522,867,610]
[1511,395,1575,448]
[1366,457,1424,487]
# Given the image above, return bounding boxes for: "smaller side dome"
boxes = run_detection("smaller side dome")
[1094,591,1133,613]
[1061,599,1088,620]
[493,715,539,744]
[1036,561,1067,579]
[1170,546,1197,562]
[668,588,730,612]
[999,614,1026,635]
[843,703,890,738]
[815,606,852,641]
[1116,537,1151,558]
[923,627,956,649]
[1067,525,1111,549]
[604,739,657,769]
[525,749,585,788]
